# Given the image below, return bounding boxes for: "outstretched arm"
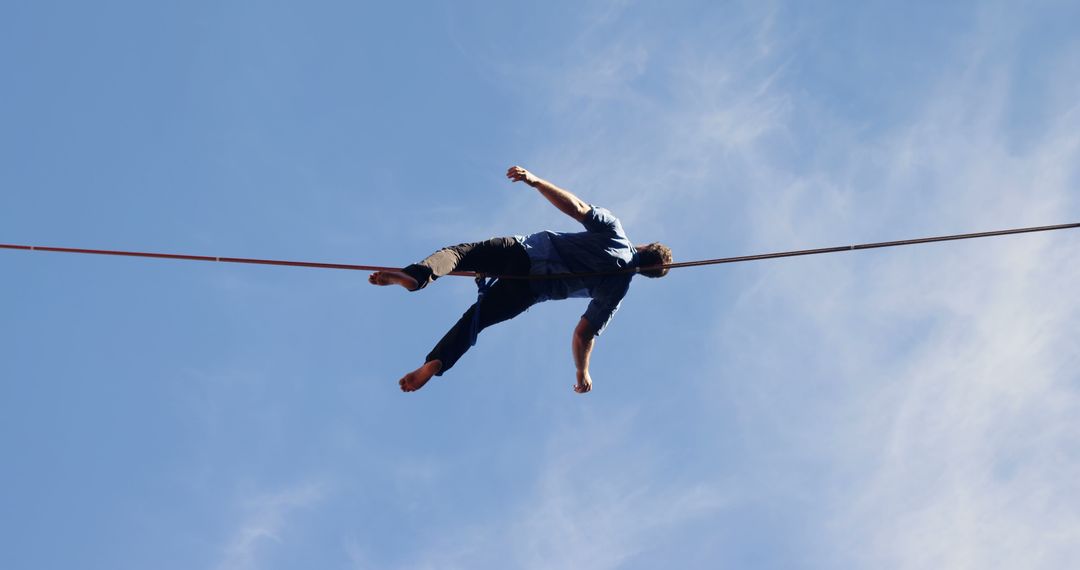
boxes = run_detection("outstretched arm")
[507,166,590,222]
[572,317,597,394]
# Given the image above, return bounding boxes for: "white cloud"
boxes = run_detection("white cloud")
[216,482,326,570]
[379,410,731,570]
[830,126,1080,569]
[719,10,1080,568]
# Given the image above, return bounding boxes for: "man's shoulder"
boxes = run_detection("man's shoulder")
[581,206,626,235]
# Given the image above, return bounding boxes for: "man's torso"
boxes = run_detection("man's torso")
[516,206,637,334]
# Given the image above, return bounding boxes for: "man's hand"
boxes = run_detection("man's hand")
[506,165,540,186]
[572,318,596,394]
[507,165,590,222]
[575,370,593,394]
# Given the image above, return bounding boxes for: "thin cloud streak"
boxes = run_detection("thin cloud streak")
[724,11,1080,568]
[216,482,326,570]
[380,411,732,570]
[832,112,1080,569]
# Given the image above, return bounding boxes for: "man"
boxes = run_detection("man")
[369,166,673,394]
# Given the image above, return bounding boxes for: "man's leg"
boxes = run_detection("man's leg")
[370,237,525,292]
[400,278,536,391]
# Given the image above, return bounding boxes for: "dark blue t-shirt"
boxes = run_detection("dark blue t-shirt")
[517,206,637,334]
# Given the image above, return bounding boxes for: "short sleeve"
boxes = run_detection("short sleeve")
[583,297,621,336]
[581,206,623,236]
[582,275,631,335]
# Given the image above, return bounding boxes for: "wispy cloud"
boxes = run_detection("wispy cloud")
[216,482,326,570]
[828,95,1080,570]
[376,410,731,570]
[718,8,1080,568]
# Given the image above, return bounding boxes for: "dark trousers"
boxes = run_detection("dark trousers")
[402,237,536,375]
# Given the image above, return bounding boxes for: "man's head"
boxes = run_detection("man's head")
[636,242,673,278]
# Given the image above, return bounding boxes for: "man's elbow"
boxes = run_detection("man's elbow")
[575,319,598,340]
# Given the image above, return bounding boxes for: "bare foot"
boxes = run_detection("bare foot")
[368,270,419,291]
[400,360,442,392]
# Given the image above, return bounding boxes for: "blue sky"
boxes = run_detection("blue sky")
[3,1,1079,568]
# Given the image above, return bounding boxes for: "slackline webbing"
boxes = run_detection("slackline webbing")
[1,222,1078,279]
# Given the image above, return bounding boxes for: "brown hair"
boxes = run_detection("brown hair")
[637,242,673,278]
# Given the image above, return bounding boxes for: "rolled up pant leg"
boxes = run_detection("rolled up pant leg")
[425,278,536,375]
[402,237,526,289]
